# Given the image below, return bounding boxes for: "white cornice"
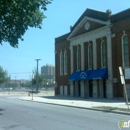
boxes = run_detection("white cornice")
[67,16,111,40]
[69,25,112,45]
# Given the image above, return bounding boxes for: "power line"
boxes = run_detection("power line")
[9,70,41,75]
[9,72,32,74]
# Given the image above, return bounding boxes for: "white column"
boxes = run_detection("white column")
[70,45,74,97]
[70,82,74,96]
[92,39,98,98]
[80,43,84,70]
[80,43,85,98]
[64,85,68,95]
[60,86,63,95]
[80,81,85,97]
[92,39,97,69]
[70,45,74,73]
[106,34,113,98]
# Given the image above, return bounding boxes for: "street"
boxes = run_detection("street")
[0,95,129,130]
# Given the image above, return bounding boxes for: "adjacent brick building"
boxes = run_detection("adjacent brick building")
[55,8,130,99]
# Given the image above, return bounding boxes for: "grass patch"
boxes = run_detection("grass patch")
[93,106,130,112]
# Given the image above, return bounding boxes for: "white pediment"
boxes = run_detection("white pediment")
[67,16,110,40]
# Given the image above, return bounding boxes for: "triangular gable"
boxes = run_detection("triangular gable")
[67,8,111,40]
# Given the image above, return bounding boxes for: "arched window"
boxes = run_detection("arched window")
[122,35,129,68]
[77,47,80,71]
[64,51,67,74]
[88,44,92,69]
[101,41,106,67]
[60,52,63,75]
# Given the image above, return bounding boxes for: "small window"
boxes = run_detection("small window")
[64,51,67,74]
[122,35,129,68]
[88,44,92,69]
[60,52,63,75]
[77,47,80,71]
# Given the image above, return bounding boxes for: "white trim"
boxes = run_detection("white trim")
[122,34,129,68]
[70,45,74,73]
[64,85,68,95]
[67,16,111,39]
[68,26,111,45]
[60,86,63,95]
[106,33,113,98]
[81,43,84,70]
[76,47,80,71]
[64,51,67,75]
[92,39,97,69]
[101,40,106,68]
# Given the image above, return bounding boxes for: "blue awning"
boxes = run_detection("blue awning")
[68,68,108,81]
[68,70,91,81]
[89,68,108,79]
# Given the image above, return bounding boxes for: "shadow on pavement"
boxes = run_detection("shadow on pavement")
[0,108,5,115]
[39,95,125,103]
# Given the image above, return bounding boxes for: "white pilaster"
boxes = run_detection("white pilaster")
[92,39,98,98]
[70,45,74,73]
[80,81,85,97]
[93,80,98,98]
[106,34,113,98]
[92,39,97,69]
[70,82,74,96]
[80,43,84,70]
[80,43,85,98]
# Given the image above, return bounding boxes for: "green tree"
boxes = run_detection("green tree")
[31,69,45,92]
[0,0,52,47]
[0,66,9,84]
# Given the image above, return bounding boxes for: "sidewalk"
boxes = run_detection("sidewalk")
[18,93,130,115]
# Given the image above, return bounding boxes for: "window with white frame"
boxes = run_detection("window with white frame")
[122,35,129,68]
[88,44,92,69]
[60,52,63,75]
[64,51,67,74]
[101,41,106,67]
[77,47,80,71]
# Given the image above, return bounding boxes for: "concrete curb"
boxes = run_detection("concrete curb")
[18,98,130,116]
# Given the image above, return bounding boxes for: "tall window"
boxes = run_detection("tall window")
[101,41,106,67]
[77,47,80,70]
[88,44,92,69]
[60,52,63,75]
[64,51,67,74]
[122,35,129,68]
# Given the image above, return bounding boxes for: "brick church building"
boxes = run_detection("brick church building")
[55,8,130,99]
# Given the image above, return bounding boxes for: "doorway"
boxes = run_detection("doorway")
[78,81,81,97]
[89,80,93,97]
[103,79,106,98]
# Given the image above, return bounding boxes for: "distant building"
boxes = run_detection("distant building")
[41,64,55,83]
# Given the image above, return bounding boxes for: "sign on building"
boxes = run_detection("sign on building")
[125,68,130,79]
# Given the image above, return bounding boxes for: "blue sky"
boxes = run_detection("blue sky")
[0,0,130,80]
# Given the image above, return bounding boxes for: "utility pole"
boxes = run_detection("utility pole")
[35,59,41,93]
[32,72,34,100]
[8,75,11,95]
[14,76,17,88]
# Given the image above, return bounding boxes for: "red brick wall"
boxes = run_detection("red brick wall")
[112,18,130,97]
[55,39,70,95]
